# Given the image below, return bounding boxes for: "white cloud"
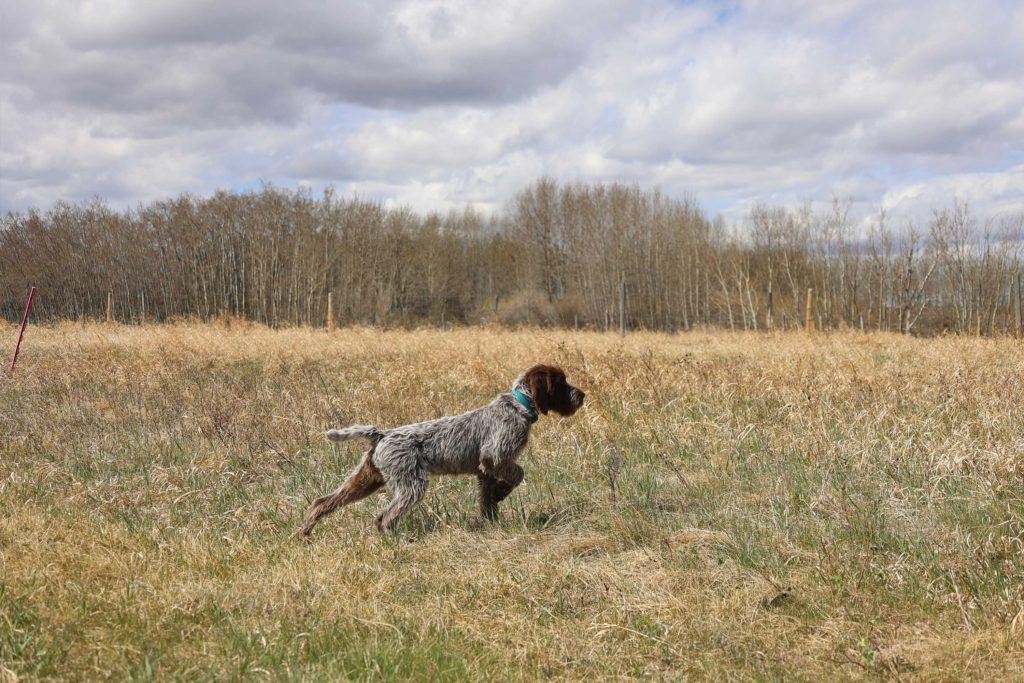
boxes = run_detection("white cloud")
[881,165,1024,222]
[1,0,1022,224]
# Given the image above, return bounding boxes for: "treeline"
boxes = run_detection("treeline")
[2,180,1022,335]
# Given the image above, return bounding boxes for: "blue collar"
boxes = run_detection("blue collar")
[511,389,538,424]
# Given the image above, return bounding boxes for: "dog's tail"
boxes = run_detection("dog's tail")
[326,425,384,443]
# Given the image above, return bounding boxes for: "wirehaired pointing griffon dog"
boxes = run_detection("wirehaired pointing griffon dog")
[300,364,585,536]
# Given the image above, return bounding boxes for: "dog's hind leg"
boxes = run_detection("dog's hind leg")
[375,469,428,534]
[300,450,384,537]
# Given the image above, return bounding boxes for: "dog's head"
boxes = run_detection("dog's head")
[517,364,585,417]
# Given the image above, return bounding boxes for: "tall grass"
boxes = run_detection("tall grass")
[1,322,1022,679]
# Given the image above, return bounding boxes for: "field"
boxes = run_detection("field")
[2,322,1022,680]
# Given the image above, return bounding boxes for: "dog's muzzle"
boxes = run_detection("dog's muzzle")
[570,387,586,411]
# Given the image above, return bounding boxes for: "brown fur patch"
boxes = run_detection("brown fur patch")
[300,453,385,536]
[478,464,525,520]
[523,364,580,416]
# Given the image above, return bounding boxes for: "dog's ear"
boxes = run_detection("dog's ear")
[528,366,555,415]
[528,365,568,415]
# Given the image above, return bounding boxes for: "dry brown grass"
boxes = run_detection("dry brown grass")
[2,322,1023,680]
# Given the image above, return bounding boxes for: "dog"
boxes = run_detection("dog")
[300,364,585,536]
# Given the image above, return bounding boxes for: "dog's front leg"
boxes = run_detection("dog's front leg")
[477,462,524,521]
[477,427,527,520]
[478,455,523,485]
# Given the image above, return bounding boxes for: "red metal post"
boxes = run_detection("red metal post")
[9,286,36,375]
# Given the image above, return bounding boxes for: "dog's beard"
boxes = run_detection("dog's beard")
[560,387,585,415]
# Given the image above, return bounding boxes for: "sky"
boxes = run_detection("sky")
[1,0,1023,224]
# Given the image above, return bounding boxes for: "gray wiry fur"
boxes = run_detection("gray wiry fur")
[300,365,584,536]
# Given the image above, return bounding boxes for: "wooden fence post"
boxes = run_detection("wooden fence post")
[619,278,627,337]
[326,292,334,333]
[9,287,36,375]
[804,288,814,333]
[1011,270,1019,337]
[106,291,113,324]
